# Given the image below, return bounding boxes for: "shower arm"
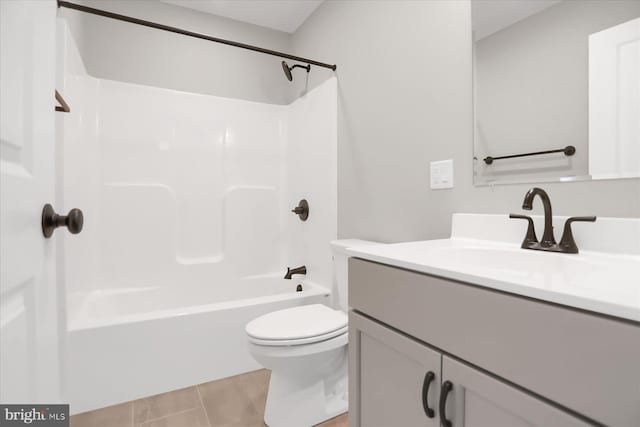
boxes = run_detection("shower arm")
[57,1,337,71]
[290,64,310,72]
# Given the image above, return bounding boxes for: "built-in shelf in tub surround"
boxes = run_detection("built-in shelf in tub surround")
[346,214,640,322]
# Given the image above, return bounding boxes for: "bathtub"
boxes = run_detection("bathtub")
[65,276,330,414]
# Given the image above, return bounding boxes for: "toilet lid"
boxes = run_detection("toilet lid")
[246,304,348,342]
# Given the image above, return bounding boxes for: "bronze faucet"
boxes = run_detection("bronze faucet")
[522,188,556,247]
[510,188,596,254]
[284,266,306,279]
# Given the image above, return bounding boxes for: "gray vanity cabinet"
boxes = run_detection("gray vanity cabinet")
[349,257,640,426]
[349,311,441,427]
[442,356,589,427]
[349,311,589,427]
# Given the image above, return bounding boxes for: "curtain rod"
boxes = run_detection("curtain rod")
[57,0,337,71]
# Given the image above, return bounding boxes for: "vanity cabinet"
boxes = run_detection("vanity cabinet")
[348,258,640,427]
[350,312,589,427]
[350,311,441,427]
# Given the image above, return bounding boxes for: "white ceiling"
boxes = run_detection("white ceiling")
[472,0,562,40]
[160,0,323,33]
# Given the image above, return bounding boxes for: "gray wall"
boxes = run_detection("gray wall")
[60,0,296,104]
[292,0,640,243]
[475,0,640,183]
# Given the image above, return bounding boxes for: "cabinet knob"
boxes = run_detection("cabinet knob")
[422,371,436,418]
[439,380,453,427]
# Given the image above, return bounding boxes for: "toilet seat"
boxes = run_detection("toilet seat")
[248,330,348,360]
[246,304,348,346]
[248,325,348,346]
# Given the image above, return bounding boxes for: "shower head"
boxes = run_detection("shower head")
[282,61,293,81]
[281,61,310,82]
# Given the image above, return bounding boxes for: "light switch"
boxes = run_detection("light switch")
[430,159,454,189]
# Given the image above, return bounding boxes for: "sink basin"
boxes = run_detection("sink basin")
[346,214,640,322]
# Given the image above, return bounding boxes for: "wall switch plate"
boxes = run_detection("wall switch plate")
[430,159,454,189]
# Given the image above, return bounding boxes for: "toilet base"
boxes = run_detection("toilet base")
[249,336,348,427]
[264,366,347,427]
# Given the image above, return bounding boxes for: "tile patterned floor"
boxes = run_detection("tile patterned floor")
[70,369,348,427]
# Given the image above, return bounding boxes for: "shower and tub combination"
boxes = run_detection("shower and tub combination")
[55,14,338,413]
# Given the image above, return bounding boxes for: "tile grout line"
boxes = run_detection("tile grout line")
[135,386,204,425]
[196,385,213,427]
[138,404,203,425]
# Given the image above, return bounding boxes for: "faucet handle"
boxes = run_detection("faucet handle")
[558,216,596,254]
[509,214,538,249]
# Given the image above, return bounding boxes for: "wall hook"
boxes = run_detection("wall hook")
[55,90,70,112]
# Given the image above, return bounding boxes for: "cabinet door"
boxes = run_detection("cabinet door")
[349,311,441,427]
[440,356,591,427]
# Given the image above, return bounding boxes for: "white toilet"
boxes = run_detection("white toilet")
[246,239,378,427]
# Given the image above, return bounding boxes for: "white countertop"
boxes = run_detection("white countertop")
[346,214,640,322]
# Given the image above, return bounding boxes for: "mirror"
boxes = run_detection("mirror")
[472,0,640,186]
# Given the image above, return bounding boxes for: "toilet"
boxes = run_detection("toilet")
[246,239,379,427]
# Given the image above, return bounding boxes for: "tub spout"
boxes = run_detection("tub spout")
[284,266,306,280]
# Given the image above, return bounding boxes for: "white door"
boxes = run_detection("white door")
[0,0,60,403]
[589,17,640,179]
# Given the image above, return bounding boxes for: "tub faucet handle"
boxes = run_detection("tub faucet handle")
[291,199,309,221]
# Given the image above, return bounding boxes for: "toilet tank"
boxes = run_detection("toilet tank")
[330,239,380,311]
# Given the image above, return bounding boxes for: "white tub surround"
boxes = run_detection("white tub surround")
[57,23,337,414]
[68,277,328,331]
[346,214,640,322]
